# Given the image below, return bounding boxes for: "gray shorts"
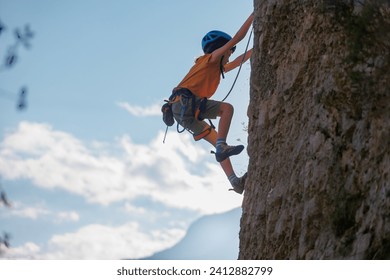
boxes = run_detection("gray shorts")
[171,91,221,135]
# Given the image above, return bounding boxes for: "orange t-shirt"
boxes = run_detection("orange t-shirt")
[177,54,221,99]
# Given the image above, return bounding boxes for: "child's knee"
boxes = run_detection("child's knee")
[220,102,234,116]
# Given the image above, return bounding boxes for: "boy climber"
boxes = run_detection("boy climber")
[169,13,254,194]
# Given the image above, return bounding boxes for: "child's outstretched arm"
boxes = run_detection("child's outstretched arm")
[211,13,254,61]
[224,48,252,72]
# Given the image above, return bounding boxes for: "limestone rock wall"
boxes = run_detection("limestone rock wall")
[239,0,390,259]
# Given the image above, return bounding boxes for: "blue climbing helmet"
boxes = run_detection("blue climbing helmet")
[201,30,236,54]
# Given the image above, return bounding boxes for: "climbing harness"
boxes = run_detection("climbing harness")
[162,88,215,143]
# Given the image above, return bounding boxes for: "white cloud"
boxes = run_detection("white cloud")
[117,102,161,117]
[56,211,80,222]
[1,242,41,260]
[124,202,146,215]
[9,203,50,220]
[2,222,185,260]
[4,201,80,223]
[0,121,244,214]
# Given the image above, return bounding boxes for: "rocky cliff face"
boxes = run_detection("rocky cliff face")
[239,0,390,259]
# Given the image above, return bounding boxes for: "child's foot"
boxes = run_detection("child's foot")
[229,172,247,194]
[215,143,244,162]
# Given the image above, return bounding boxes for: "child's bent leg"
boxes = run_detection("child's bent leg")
[206,104,244,162]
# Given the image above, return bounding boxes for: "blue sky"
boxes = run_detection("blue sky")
[0,0,253,259]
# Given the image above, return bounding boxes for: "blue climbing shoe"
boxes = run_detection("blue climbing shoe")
[214,143,244,162]
[229,172,247,194]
